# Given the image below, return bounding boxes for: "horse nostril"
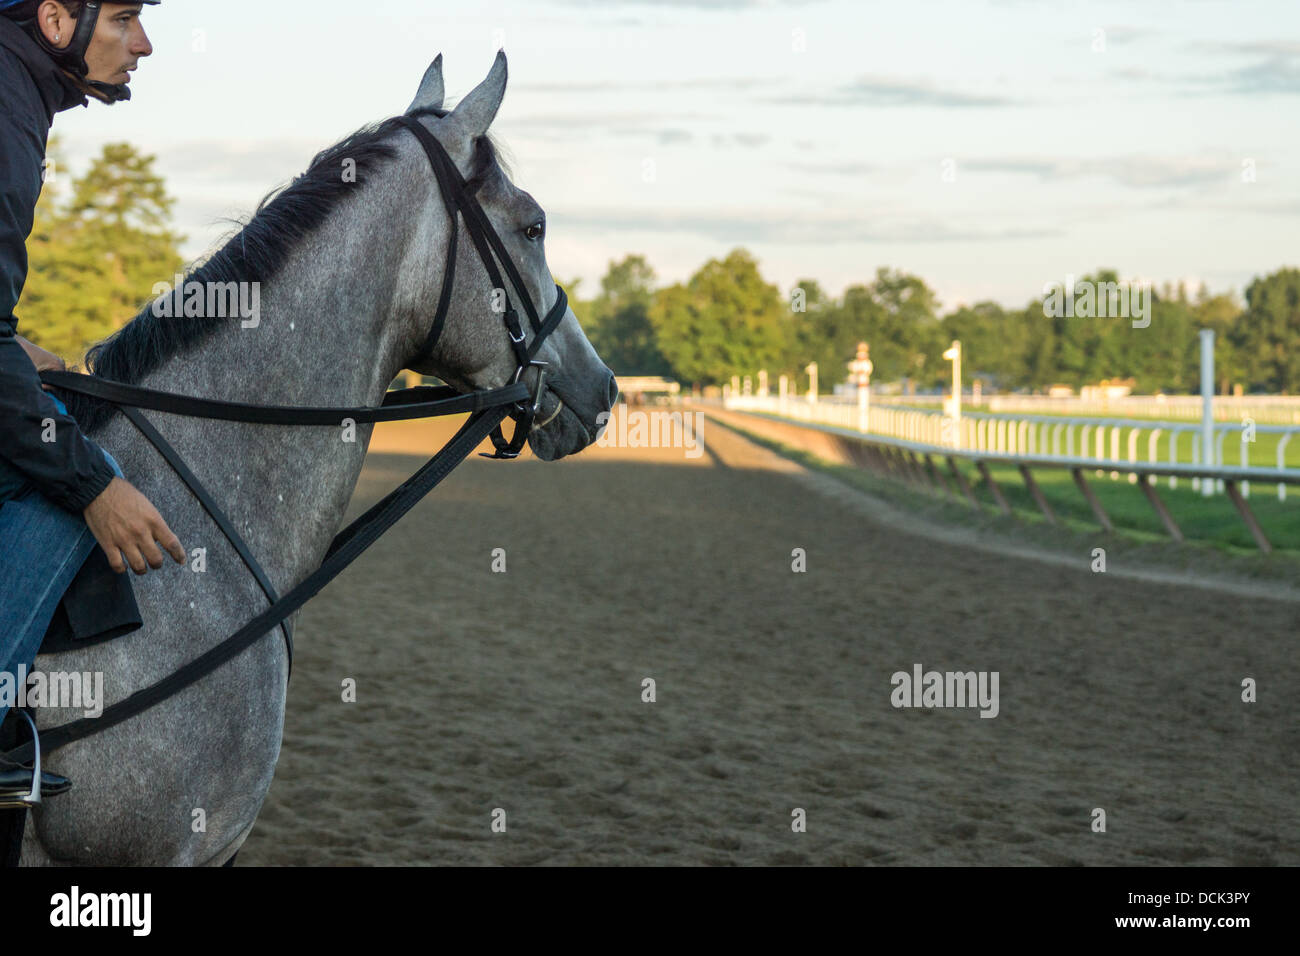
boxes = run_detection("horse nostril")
[606,372,619,409]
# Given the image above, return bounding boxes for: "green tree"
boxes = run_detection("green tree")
[583,255,672,376]
[942,301,1015,390]
[1123,293,1194,393]
[790,277,860,388]
[847,268,942,387]
[1193,292,1244,393]
[1232,269,1300,393]
[649,248,789,386]
[21,138,184,360]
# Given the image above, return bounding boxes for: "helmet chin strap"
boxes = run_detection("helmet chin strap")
[59,67,129,104]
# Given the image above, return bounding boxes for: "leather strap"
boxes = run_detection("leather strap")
[396,116,535,365]
[40,371,528,425]
[118,405,294,675]
[408,131,462,369]
[3,405,511,766]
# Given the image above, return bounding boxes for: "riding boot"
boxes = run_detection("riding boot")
[0,766,72,809]
[0,710,71,809]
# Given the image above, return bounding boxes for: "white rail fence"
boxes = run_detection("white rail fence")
[884,393,1300,425]
[723,395,1300,503]
[707,402,1300,553]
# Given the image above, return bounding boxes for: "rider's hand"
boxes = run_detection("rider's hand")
[82,478,186,575]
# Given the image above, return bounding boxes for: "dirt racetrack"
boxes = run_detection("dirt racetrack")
[238,409,1300,865]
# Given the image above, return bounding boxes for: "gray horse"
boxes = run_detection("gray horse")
[21,52,616,865]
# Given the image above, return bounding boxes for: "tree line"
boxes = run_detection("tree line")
[572,250,1300,395]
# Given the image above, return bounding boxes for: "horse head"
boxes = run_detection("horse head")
[397,52,618,461]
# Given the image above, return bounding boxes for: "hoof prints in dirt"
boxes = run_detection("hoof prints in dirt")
[237,422,1300,865]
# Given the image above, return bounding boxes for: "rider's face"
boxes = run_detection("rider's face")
[40,1,153,87]
[82,3,152,87]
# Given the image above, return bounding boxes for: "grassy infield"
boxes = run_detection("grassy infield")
[712,413,1300,581]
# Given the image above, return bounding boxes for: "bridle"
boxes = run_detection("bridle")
[1,113,571,772]
[396,113,569,460]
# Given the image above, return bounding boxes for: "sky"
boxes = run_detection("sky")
[46,0,1300,313]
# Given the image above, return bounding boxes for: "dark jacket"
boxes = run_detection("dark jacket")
[0,15,116,513]
[0,17,142,648]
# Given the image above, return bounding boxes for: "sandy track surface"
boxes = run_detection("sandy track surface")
[238,411,1299,865]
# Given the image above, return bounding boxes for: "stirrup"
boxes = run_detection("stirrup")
[0,711,43,809]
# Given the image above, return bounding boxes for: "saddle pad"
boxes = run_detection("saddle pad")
[39,542,143,655]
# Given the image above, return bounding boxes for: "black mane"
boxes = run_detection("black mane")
[64,107,501,433]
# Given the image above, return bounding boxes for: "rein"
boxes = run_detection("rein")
[2,114,567,766]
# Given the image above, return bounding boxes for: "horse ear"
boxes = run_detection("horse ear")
[449,50,507,138]
[407,54,445,114]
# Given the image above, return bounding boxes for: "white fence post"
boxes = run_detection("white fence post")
[1200,329,1215,497]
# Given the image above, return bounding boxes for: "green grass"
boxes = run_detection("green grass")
[952,460,1300,554]
[710,415,1300,576]
[886,398,1300,427]
[879,405,1300,470]
[886,416,1300,470]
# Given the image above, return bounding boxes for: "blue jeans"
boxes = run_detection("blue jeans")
[0,394,122,725]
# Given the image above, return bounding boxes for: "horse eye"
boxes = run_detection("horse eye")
[524,221,545,241]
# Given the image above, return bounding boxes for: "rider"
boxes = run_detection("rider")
[0,1,185,808]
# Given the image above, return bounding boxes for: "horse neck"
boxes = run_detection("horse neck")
[132,205,425,591]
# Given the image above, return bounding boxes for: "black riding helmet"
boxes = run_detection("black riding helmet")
[0,0,159,103]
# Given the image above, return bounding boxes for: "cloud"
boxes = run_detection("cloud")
[604,128,770,147]
[497,110,722,141]
[1174,40,1300,96]
[708,132,770,148]
[554,205,1060,244]
[769,75,1020,108]
[554,0,823,8]
[1193,40,1300,58]
[963,155,1237,188]
[499,112,776,149]
[522,76,783,94]
[657,128,696,145]
[1114,67,1159,82]
[1222,55,1300,95]
[1096,25,1158,47]
[784,160,877,176]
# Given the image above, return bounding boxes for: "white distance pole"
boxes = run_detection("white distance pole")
[1200,328,1215,497]
[943,340,962,447]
